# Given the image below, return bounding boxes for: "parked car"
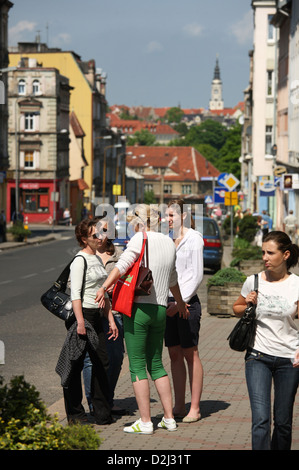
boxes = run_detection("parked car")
[195,216,223,272]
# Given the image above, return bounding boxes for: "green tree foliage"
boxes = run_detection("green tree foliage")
[184,119,227,150]
[165,107,184,124]
[127,129,156,146]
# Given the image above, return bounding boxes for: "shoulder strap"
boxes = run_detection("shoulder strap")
[55,255,87,294]
[254,273,258,292]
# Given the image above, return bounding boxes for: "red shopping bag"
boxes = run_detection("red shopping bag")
[112,232,147,317]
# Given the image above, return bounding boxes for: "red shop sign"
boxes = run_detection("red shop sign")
[20,183,40,189]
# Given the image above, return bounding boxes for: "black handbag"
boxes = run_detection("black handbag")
[227,274,258,352]
[135,233,153,296]
[40,255,87,321]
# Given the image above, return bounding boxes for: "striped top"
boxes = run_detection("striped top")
[115,231,178,307]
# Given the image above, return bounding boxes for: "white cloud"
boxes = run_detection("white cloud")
[9,20,37,45]
[183,22,203,38]
[146,41,163,53]
[230,10,253,45]
[52,33,72,47]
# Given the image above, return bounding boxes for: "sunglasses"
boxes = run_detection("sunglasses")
[92,228,107,239]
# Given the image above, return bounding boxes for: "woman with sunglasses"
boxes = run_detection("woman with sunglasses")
[63,217,118,425]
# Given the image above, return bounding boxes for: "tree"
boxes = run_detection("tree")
[184,119,227,150]
[165,107,184,124]
[127,129,156,146]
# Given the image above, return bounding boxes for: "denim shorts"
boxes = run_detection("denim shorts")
[164,295,201,348]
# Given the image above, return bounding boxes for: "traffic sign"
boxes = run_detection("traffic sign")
[224,191,238,206]
[217,172,229,187]
[204,195,213,204]
[222,173,240,191]
[113,184,122,195]
[214,187,227,203]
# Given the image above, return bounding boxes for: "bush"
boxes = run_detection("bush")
[237,215,259,242]
[0,376,102,450]
[230,237,262,267]
[7,221,31,241]
[207,267,246,287]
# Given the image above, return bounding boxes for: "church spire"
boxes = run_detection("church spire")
[214,55,221,80]
[209,54,224,111]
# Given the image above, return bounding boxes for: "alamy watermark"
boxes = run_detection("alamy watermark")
[94,198,204,242]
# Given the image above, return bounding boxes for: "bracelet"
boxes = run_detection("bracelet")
[102,286,107,292]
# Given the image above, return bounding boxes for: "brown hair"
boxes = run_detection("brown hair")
[75,218,97,247]
[167,198,195,229]
[263,230,299,269]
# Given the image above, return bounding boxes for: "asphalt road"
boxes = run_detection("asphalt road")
[0,229,80,406]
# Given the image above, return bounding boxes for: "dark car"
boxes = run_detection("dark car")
[195,216,223,272]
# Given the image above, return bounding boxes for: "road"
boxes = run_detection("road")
[0,229,80,405]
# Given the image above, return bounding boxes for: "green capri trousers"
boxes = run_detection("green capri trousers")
[123,303,168,382]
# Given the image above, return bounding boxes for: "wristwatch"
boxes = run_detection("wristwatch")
[102,285,107,292]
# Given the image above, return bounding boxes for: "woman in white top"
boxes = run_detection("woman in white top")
[95,204,188,434]
[233,231,299,450]
[165,199,204,423]
[64,218,118,425]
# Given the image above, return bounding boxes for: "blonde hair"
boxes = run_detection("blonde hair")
[130,204,160,232]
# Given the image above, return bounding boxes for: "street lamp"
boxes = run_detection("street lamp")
[160,167,166,205]
[244,154,253,211]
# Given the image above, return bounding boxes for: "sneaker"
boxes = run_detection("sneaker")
[123,418,153,434]
[157,417,177,431]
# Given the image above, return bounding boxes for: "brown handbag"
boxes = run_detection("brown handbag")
[135,232,153,296]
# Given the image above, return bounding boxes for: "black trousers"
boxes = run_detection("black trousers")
[63,308,113,424]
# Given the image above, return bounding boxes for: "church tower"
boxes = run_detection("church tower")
[209,56,224,110]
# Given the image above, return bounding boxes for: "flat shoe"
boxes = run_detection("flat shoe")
[182,415,201,423]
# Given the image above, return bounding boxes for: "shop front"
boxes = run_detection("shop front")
[6,179,61,224]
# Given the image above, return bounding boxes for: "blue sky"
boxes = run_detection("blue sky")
[8,0,254,110]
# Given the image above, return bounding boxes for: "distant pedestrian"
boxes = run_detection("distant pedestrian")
[261,210,272,236]
[233,231,299,450]
[0,210,6,242]
[283,210,297,243]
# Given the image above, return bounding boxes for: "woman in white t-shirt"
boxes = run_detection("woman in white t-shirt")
[233,231,299,450]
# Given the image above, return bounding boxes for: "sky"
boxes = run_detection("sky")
[8,0,254,110]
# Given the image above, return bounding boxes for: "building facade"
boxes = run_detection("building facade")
[7,62,71,223]
[9,43,125,212]
[0,0,13,215]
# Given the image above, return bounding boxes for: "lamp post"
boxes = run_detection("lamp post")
[160,167,166,205]
[244,154,253,211]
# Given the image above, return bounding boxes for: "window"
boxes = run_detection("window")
[268,15,275,41]
[265,125,273,154]
[25,113,35,131]
[164,184,172,194]
[267,70,274,96]
[32,80,40,95]
[144,184,153,192]
[23,188,49,213]
[182,184,192,195]
[18,79,26,95]
[24,151,34,168]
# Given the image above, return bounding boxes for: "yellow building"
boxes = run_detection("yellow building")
[9,43,108,208]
